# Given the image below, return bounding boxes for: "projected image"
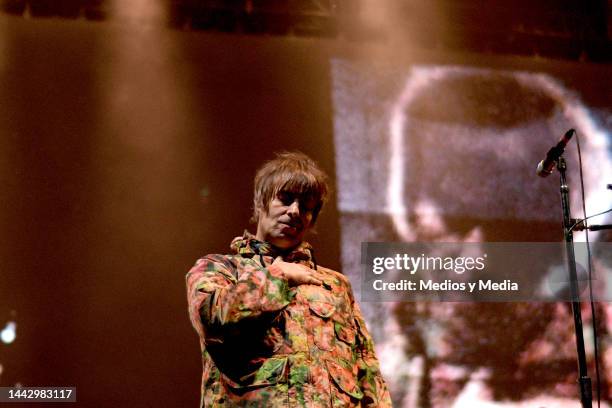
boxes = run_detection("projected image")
[331,60,612,406]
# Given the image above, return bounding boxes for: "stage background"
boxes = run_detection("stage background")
[0,11,611,407]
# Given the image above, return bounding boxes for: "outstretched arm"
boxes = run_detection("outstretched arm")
[186,255,325,338]
[186,255,292,340]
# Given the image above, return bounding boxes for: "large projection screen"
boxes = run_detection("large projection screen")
[331,56,612,407]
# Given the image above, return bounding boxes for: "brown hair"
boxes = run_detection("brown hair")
[252,151,329,225]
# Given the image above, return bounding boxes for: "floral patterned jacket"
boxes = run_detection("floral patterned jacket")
[186,232,392,407]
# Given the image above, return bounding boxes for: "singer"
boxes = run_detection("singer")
[186,152,391,407]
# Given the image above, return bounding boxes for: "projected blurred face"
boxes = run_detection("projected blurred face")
[388,66,611,243]
[256,190,317,249]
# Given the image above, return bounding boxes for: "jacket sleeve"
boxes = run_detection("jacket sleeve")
[352,297,393,407]
[186,254,293,341]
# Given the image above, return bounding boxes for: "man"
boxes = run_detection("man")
[186,152,391,407]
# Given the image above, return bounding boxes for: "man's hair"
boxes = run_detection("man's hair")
[252,151,329,224]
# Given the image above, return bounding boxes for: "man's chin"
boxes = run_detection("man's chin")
[270,234,302,250]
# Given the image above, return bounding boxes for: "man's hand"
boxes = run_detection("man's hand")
[273,257,325,287]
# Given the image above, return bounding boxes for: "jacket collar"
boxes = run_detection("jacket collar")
[230,230,314,265]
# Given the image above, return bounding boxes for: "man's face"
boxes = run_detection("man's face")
[256,190,318,249]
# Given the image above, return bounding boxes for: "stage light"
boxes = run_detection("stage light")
[110,0,166,26]
[1,321,16,344]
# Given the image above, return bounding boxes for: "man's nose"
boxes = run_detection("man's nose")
[287,200,300,217]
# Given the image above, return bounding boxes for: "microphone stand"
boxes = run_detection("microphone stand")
[557,156,592,408]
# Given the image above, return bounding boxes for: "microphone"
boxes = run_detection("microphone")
[536,129,575,177]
